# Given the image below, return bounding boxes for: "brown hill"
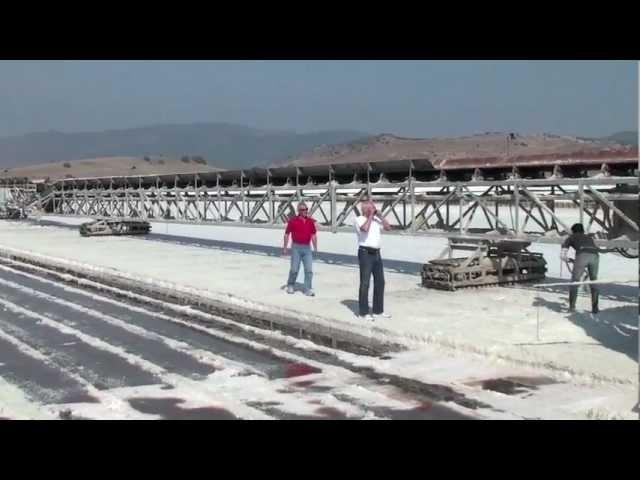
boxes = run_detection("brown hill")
[0,155,222,182]
[272,132,636,168]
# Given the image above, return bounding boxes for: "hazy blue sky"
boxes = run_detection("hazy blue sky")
[0,60,636,138]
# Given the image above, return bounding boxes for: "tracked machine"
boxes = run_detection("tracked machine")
[422,237,547,291]
[79,218,151,237]
[0,204,25,220]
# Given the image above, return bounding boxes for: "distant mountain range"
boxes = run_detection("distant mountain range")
[0,122,368,170]
[593,131,638,146]
[0,123,635,181]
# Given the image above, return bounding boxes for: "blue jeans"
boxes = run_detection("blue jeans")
[287,243,313,291]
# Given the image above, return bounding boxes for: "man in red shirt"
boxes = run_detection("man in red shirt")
[283,202,318,296]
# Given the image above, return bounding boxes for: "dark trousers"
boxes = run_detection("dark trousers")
[570,253,599,311]
[358,247,385,315]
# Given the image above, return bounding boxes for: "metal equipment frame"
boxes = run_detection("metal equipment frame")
[6,153,638,250]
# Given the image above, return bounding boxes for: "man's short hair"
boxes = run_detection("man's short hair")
[571,223,584,234]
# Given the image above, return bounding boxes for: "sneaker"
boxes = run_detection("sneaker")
[304,289,315,297]
[373,312,392,320]
[357,314,375,321]
[286,286,294,294]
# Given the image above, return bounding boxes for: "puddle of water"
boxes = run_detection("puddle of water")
[307,385,334,393]
[246,401,282,409]
[266,362,322,380]
[504,376,558,387]
[289,378,334,393]
[315,407,348,419]
[258,402,466,420]
[413,401,433,412]
[257,407,347,420]
[381,404,471,420]
[128,397,237,420]
[465,376,557,395]
[482,379,530,395]
[282,363,322,379]
[292,380,315,388]
[331,392,475,420]
[0,332,102,405]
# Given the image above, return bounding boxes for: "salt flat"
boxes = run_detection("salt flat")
[0,217,637,418]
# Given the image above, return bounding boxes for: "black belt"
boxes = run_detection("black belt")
[578,247,600,254]
[359,246,380,254]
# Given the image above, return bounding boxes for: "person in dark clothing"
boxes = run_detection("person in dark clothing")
[561,223,601,313]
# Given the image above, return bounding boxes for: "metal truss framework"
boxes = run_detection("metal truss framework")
[46,172,638,250]
[0,180,38,209]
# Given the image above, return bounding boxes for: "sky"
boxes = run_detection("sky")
[0,60,637,139]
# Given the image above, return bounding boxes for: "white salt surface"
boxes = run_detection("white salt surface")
[0,217,637,419]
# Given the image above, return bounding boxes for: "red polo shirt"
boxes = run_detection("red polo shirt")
[286,216,317,245]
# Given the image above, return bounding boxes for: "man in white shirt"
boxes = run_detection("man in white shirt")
[353,200,392,321]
